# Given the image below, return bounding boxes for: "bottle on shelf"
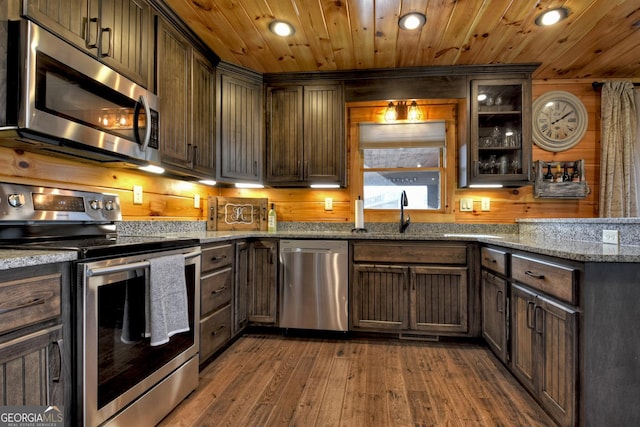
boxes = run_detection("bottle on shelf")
[572,162,581,182]
[555,164,563,182]
[543,164,554,182]
[267,203,277,233]
[562,164,571,182]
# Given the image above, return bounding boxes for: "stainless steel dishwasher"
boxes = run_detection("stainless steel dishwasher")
[279,240,349,331]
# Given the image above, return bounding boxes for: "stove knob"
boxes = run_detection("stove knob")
[89,200,103,210]
[8,193,25,208]
[104,200,115,211]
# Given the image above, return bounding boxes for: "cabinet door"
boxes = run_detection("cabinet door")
[410,266,468,334]
[218,73,263,182]
[233,240,249,334]
[537,295,577,427]
[266,86,303,183]
[156,19,191,169]
[248,240,278,324]
[303,84,344,184]
[25,0,88,52]
[191,50,216,176]
[0,325,64,407]
[462,78,532,187]
[482,270,508,362]
[98,0,152,86]
[351,264,408,331]
[510,283,537,394]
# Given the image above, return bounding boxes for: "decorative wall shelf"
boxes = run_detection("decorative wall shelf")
[533,160,589,199]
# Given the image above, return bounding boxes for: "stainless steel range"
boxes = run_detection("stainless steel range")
[0,182,201,427]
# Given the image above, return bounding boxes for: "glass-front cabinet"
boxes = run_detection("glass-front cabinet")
[461,78,532,187]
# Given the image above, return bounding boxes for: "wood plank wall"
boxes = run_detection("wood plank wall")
[0,80,604,223]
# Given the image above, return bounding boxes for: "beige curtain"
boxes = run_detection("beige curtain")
[599,81,638,217]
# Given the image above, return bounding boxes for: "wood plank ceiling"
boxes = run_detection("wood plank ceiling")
[163,0,640,79]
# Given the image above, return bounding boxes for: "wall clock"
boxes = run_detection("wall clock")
[532,91,588,152]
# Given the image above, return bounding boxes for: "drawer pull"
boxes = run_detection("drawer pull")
[210,255,227,262]
[524,270,545,280]
[0,293,50,315]
[484,257,497,264]
[211,287,227,295]
[211,325,226,336]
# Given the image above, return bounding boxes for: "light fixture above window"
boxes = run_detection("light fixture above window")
[535,7,569,26]
[269,20,295,37]
[398,12,426,30]
[384,100,421,122]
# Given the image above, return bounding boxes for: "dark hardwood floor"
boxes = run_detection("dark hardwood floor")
[159,334,556,426]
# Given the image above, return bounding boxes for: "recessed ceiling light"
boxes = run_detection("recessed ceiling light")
[535,7,569,26]
[269,20,295,37]
[398,12,426,31]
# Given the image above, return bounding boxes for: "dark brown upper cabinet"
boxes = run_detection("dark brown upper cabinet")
[266,83,345,187]
[217,66,263,184]
[460,75,533,188]
[25,0,153,88]
[156,18,216,178]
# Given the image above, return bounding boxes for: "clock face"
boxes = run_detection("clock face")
[532,91,588,152]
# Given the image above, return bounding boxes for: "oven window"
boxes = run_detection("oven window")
[96,264,195,409]
[35,52,147,142]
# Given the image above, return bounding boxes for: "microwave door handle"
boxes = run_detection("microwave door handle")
[134,95,152,152]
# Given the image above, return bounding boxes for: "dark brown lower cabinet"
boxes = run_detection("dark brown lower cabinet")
[233,240,250,335]
[411,266,468,334]
[0,263,69,423]
[481,269,508,363]
[511,283,577,427]
[351,264,408,331]
[248,239,278,325]
[351,260,470,336]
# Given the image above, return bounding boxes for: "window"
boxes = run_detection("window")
[359,121,446,210]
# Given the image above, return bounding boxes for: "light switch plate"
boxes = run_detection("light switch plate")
[460,198,473,212]
[133,185,143,204]
[325,197,333,211]
[481,197,490,211]
[194,194,200,209]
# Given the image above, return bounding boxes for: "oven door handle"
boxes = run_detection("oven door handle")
[86,249,201,277]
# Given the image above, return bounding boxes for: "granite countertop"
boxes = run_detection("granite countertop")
[3,218,640,269]
[158,229,640,263]
[0,249,77,270]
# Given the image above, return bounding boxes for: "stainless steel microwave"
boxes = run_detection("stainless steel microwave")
[0,20,159,166]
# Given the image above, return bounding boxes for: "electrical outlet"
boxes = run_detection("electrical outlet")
[602,229,619,245]
[460,198,473,212]
[194,194,200,209]
[133,185,143,204]
[481,197,490,211]
[325,197,333,211]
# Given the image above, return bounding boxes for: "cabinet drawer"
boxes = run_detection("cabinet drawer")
[353,242,467,265]
[0,273,61,335]
[511,255,577,304]
[200,305,231,362]
[201,244,234,272]
[481,247,508,275]
[201,267,233,316]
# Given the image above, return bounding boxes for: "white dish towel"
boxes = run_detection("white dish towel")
[149,254,190,346]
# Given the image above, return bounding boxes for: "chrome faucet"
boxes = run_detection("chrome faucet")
[399,190,410,233]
